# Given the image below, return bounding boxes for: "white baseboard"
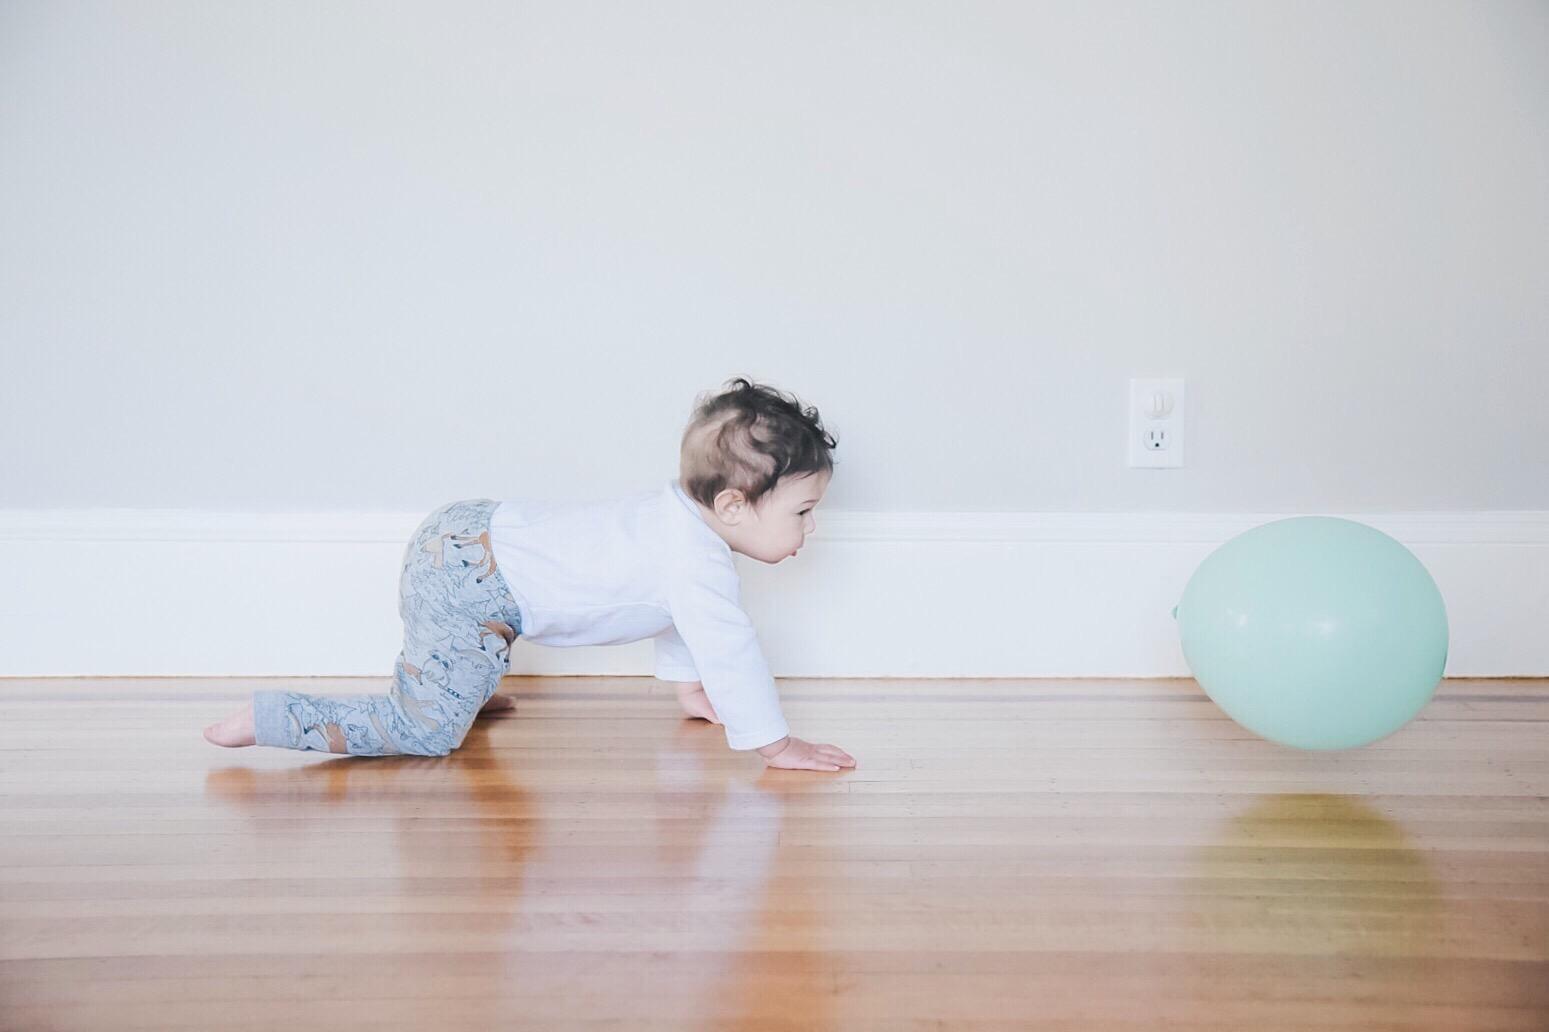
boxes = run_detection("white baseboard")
[2,509,1545,677]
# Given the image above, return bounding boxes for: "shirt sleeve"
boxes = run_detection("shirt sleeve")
[652,624,700,682]
[664,554,791,751]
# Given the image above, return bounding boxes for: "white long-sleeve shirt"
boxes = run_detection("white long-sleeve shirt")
[485,479,790,751]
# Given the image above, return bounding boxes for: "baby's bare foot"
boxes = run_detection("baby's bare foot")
[203,702,256,747]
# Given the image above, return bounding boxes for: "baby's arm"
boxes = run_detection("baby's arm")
[754,734,856,771]
[663,556,856,770]
[664,678,856,770]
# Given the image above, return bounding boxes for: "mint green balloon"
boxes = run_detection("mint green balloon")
[1173,517,1448,750]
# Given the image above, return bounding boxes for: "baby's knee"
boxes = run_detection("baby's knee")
[410,714,465,755]
[381,711,461,757]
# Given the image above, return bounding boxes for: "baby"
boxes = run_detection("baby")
[203,377,856,773]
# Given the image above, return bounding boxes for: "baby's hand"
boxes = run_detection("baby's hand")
[755,735,856,772]
[673,682,721,724]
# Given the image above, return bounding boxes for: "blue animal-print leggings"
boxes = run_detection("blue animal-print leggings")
[252,499,524,756]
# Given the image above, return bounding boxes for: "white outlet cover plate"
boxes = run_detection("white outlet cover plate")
[1128,377,1185,469]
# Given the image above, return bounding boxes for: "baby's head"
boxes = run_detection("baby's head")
[679,377,837,564]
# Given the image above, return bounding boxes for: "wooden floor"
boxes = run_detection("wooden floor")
[1,676,1545,1031]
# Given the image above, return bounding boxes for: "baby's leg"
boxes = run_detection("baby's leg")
[204,689,510,749]
[242,499,524,756]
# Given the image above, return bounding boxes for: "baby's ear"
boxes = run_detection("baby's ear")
[713,488,749,522]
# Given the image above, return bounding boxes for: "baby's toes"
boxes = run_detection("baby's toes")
[203,714,255,748]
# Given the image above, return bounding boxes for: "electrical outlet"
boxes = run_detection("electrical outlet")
[1128,378,1185,468]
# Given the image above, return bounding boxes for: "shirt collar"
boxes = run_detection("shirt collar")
[666,480,730,552]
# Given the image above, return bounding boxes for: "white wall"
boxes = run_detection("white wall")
[3,0,1545,514]
[3,508,1546,677]
[3,3,1547,678]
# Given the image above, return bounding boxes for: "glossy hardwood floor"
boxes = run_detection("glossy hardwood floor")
[1,676,1545,1031]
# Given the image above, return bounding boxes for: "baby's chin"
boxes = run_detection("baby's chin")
[738,543,799,564]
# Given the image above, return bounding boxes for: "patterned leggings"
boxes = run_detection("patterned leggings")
[252,499,524,756]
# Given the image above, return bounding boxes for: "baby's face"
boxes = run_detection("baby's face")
[741,471,831,564]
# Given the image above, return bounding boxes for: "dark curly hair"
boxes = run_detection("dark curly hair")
[679,377,837,511]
